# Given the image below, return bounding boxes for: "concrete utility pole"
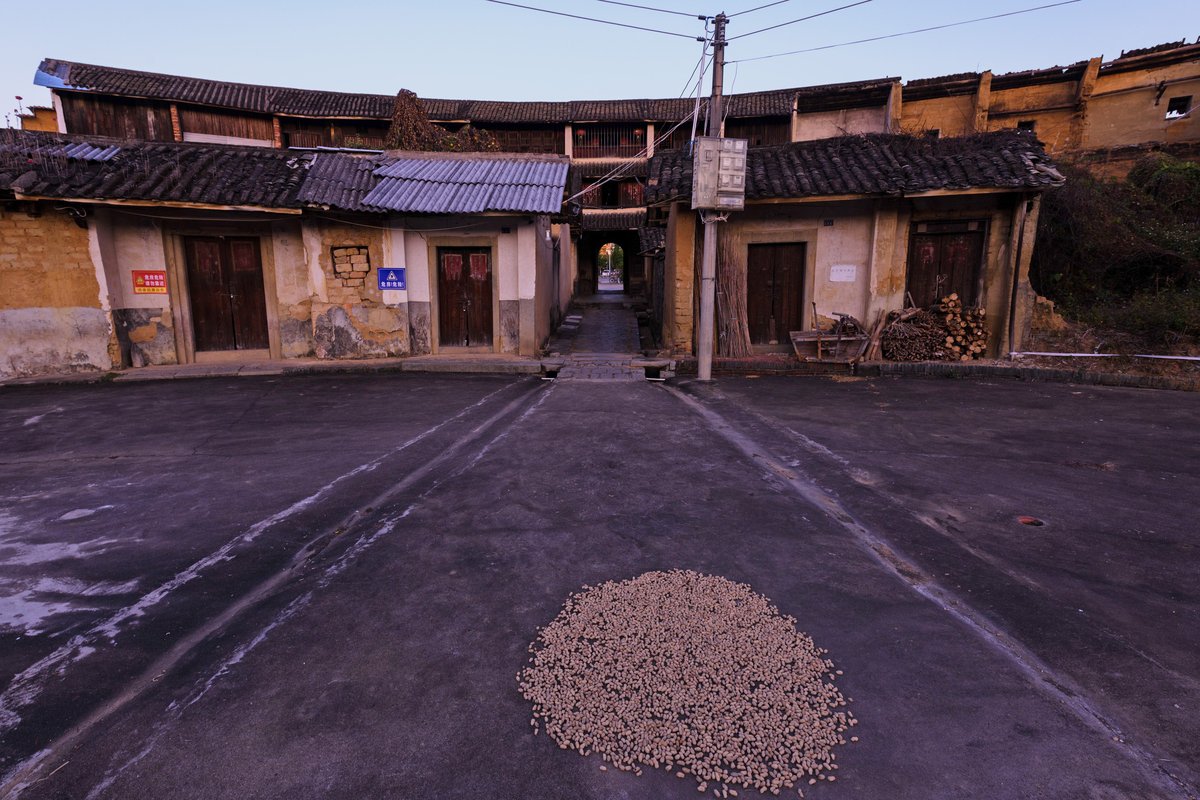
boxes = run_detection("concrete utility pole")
[697,12,728,382]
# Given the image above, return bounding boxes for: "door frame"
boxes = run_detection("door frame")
[162,223,284,364]
[740,228,819,333]
[425,234,500,354]
[904,218,989,308]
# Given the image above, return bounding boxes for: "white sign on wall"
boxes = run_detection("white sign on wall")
[829,264,858,283]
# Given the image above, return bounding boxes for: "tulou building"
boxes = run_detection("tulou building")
[2,40,1196,378]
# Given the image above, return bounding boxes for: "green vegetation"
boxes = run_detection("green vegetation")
[1031,155,1200,345]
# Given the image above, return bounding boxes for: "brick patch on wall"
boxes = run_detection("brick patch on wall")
[331,245,370,288]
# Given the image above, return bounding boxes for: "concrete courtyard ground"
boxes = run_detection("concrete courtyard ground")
[0,371,1196,799]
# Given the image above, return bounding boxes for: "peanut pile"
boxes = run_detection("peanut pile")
[518,570,856,797]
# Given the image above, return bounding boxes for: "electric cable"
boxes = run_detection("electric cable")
[486,0,703,39]
[727,0,873,40]
[728,0,794,17]
[730,0,1083,62]
[592,0,706,19]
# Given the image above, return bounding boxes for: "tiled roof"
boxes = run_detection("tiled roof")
[1,130,310,208]
[361,153,569,214]
[296,152,382,211]
[578,208,647,230]
[638,225,665,255]
[571,158,649,179]
[1117,39,1193,59]
[991,61,1089,90]
[2,131,569,215]
[37,59,894,124]
[793,78,897,113]
[903,73,981,100]
[644,132,1064,204]
[37,59,394,118]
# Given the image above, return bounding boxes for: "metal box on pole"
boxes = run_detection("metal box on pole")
[691,136,748,211]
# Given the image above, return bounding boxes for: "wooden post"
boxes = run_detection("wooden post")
[169,104,183,142]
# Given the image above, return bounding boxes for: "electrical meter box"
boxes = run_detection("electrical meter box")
[691,136,748,211]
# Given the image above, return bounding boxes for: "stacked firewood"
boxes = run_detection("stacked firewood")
[879,308,947,361]
[938,294,988,360]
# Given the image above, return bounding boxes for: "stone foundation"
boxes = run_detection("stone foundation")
[112,308,177,367]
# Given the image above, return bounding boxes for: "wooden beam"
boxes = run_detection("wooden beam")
[745,187,1021,206]
[12,194,302,215]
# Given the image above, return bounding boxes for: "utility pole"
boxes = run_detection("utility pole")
[696,12,727,382]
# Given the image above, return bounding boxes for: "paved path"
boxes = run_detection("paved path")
[1,374,1197,799]
[546,299,644,381]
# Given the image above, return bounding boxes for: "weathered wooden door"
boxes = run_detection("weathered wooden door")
[184,236,269,352]
[746,242,806,345]
[906,221,986,308]
[437,247,493,347]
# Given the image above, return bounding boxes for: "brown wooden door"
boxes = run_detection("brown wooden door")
[746,242,806,345]
[907,223,985,308]
[184,236,270,352]
[438,247,493,347]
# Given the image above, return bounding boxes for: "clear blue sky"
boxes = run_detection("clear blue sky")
[2,0,1196,124]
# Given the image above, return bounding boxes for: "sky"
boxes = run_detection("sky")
[2,0,1197,125]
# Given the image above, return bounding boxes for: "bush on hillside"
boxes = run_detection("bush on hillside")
[1031,155,1200,344]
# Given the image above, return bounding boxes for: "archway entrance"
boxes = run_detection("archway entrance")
[597,243,625,293]
[578,228,642,297]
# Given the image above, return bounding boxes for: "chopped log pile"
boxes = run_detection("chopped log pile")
[876,294,989,362]
[938,294,989,361]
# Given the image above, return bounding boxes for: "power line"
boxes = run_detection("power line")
[486,0,703,39]
[730,0,1084,62]
[679,22,714,97]
[592,0,706,19]
[727,0,873,41]
[729,0,794,17]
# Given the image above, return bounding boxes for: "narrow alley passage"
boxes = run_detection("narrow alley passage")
[545,295,644,381]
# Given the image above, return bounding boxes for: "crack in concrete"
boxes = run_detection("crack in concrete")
[0,380,538,796]
[661,381,1194,800]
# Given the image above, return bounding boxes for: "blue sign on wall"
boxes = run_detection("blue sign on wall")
[378,267,407,291]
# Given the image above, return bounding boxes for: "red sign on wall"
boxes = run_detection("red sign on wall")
[132,270,168,294]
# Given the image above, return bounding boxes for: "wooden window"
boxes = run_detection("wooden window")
[724,118,790,147]
[574,125,646,158]
[179,107,274,143]
[60,94,173,140]
[486,126,565,154]
[1166,96,1192,120]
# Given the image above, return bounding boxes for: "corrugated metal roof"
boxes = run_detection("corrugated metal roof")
[362,155,568,214]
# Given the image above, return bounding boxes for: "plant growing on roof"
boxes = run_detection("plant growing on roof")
[384,90,498,153]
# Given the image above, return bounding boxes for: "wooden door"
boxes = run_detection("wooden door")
[746,243,806,345]
[184,236,269,352]
[907,222,985,308]
[438,247,493,347]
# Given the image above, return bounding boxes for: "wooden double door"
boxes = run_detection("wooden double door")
[906,221,986,308]
[438,247,493,348]
[183,236,269,352]
[747,242,806,345]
